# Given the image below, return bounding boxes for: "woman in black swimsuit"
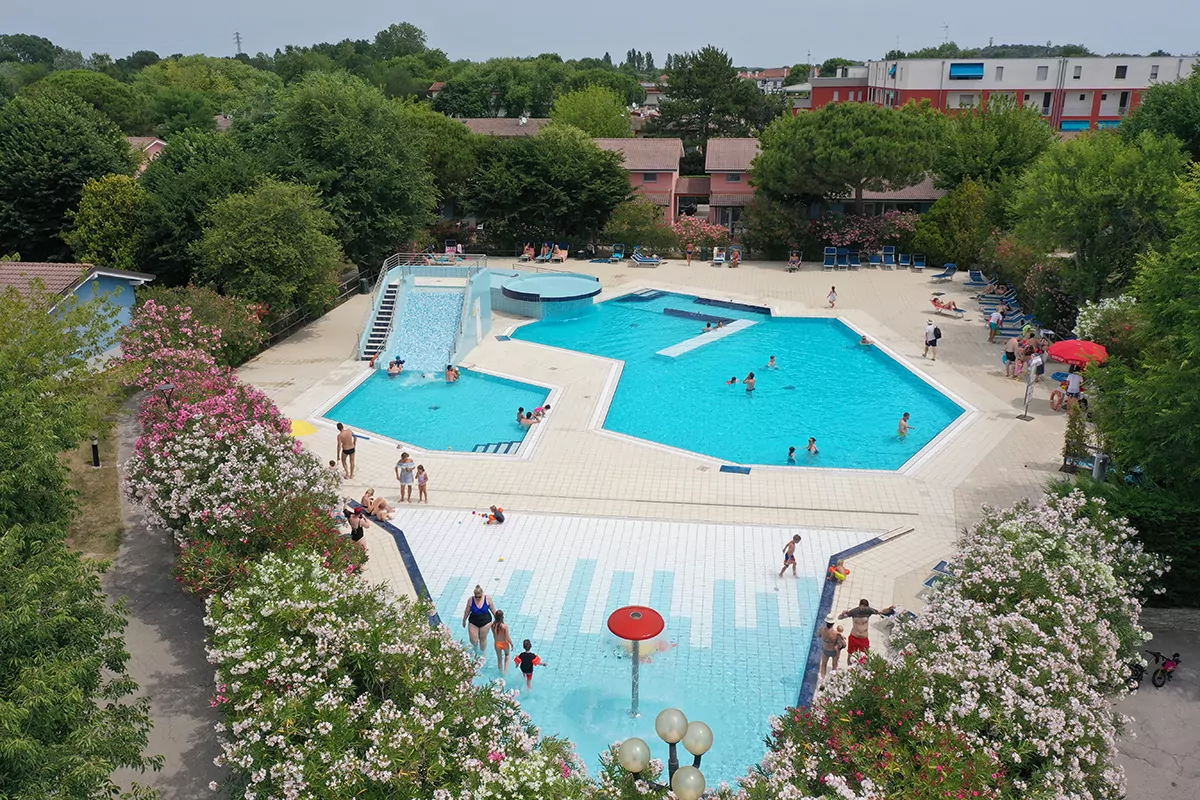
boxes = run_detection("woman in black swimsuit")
[461,584,495,654]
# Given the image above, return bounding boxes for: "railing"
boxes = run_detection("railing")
[263,274,361,348]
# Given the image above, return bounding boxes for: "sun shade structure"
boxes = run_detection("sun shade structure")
[608,606,665,716]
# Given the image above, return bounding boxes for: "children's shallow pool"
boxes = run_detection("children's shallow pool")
[512,291,965,469]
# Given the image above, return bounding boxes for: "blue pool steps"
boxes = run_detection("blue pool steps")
[663,308,734,324]
[719,465,752,474]
[693,297,771,315]
[617,290,667,302]
[471,440,522,454]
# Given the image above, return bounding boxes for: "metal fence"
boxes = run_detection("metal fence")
[261,274,362,349]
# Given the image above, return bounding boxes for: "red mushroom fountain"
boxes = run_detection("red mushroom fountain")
[607,605,665,717]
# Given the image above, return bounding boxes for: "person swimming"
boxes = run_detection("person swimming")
[767,356,777,369]
[727,376,738,385]
[744,372,756,392]
[807,437,818,454]
[787,446,796,464]
[859,336,872,346]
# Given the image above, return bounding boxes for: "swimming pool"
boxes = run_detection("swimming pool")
[325,369,549,453]
[512,291,966,469]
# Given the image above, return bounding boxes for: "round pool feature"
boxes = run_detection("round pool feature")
[608,606,666,717]
[502,273,602,303]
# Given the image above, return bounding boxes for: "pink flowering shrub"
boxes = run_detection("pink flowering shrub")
[744,491,1165,800]
[205,552,593,799]
[674,215,733,249]
[132,285,267,367]
[810,211,919,252]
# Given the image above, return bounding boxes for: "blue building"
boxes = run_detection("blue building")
[0,262,155,353]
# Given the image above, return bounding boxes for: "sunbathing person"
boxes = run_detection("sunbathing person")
[931,296,959,312]
[788,252,801,269]
[361,488,395,520]
[983,283,1009,296]
[539,244,550,260]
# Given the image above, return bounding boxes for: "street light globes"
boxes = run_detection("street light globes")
[617,737,651,774]
[671,765,706,800]
[682,720,714,756]
[655,707,689,744]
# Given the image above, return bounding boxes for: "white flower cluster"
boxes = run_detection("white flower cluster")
[205,552,590,799]
[1073,294,1136,341]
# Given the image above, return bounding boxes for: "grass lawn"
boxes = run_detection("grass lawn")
[64,431,123,560]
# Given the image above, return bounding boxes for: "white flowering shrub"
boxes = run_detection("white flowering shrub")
[740,491,1165,800]
[206,552,595,800]
[1072,294,1139,354]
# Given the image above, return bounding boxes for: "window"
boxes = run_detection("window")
[1079,94,1086,101]
[643,173,658,183]
[1101,93,1108,100]
[995,65,1004,80]
[1023,93,1030,101]
[726,173,742,183]
[959,94,976,108]
[1037,65,1049,80]
[832,90,840,101]
[1115,65,1128,79]
[1150,65,1159,79]
[1073,65,1082,79]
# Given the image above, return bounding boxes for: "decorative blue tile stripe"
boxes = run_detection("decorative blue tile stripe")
[495,335,511,341]
[693,297,772,315]
[796,535,893,708]
[663,308,734,324]
[719,465,752,474]
[348,501,441,627]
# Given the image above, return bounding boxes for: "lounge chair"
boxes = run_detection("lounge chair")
[550,244,569,263]
[610,243,625,262]
[977,291,1016,306]
[631,245,661,266]
[929,263,957,283]
[963,271,992,288]
[444,239,457,255]
[848,250,862,269]
[883,246,897,268]
[727,244,742,268]
[868,254,883,268]
[712,247,726,265]
[913,253,927,271]
[930,297,965,318]
[823,247,836,269]
[898,253,912,269]
[534,242,552,263]
[836,248,849,270]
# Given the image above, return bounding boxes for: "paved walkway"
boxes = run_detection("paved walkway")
[106,399,225,797]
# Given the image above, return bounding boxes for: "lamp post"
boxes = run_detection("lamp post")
[617,708,713,800]
[155,381,176,408]
[91,434,100,468]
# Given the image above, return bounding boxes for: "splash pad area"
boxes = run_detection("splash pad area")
[391,507,876,784]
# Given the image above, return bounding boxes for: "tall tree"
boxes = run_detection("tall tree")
[395,102,481,213]
[649,45,779,164]
[550,84,632,137]
[470,125,630,245]
[372,22,427,59]
[783,64,812,86]
[911,177,996,267]
[133,54,282,114]
[817,57,854,77]
[1010,131,1186,303]
[64,175,149,271]
[0,89,136,261]
[753,100,941,214]
[192,178,344,316]
[248,71,435,269]
[1121,66,1200,160]
[933,93,1055,190]
[26,70,146,133]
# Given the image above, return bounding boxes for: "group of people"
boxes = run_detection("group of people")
[818,599,897,678]
[516,404,551,427]
[394,450,429,503]
[385,358,461,384]
[461,586,543,688]
[1002,330,1050,381]
[785,412,914,464]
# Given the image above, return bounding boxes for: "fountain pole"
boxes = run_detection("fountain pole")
[606,605,665,719]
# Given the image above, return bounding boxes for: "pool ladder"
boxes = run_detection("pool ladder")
[471,440,522,455]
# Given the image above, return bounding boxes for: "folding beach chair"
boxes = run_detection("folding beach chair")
[848,250,862,269]
[882,246,897,268]
[868,253,883,268]
[610,243,625,262]
[898,253,912,269]
[911,253,927,272]
[712,247,726,265]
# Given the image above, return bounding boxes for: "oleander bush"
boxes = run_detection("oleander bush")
[136,285,267,366]
[205,552,595,799]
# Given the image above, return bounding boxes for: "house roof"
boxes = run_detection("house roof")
[125,136,166,152]
[595,138,683,171]
[675,176,711,195]
[856,175,946,202]
[461,118,549,137]
[428,81,446,92]
[0,262,155,298]
[710,193,754,206]
[638,192,673,206]
[705,138,760,172]
[739,67,790,80]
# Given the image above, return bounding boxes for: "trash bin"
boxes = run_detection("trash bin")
[359,276,371,295]
[1092,453,1110,481]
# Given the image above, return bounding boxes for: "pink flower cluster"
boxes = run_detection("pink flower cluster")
[811,211,920,252]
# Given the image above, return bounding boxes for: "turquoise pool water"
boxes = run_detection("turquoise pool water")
[326,370,549,452]
[512,291,965,469]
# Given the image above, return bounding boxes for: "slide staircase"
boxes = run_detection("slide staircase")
[360,282,400,360]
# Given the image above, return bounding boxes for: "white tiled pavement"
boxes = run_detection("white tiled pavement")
[240,260,1067,620]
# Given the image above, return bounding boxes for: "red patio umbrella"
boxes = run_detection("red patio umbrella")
[1048,339,1108,366]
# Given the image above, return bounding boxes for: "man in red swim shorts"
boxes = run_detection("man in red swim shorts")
[838,598,896,656]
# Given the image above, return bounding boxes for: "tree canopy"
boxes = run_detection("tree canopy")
[912,177,996,268]
[0,89,136,261]
[64,174,150,271]
[753,100,941,214]
[25,69,146,133]
[1010,131,1187,303]
[550,84,631,137]
[933,92,1055,190]
[1121,66,1200,161]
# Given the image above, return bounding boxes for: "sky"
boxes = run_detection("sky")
[6,0,1200,66]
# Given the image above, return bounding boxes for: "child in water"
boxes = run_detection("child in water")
[787,446,796,464]
[492,610,512,674]
[515,639,544,689]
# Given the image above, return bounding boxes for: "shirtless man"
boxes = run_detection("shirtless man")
[336,422,357,479]
[778,534,802,578]
[838,599,896,657]
[898,412,915,437]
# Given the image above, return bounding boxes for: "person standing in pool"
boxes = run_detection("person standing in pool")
[744,372,756,393]
[492,609,512,674]
[807,437,819,455]
[787,446,796,464]
[779,534,802,577]
[898,412,915,438]
[514,639,544,689]
[462,585,495,655]
[767,355,778,369]
[394,451,416,502]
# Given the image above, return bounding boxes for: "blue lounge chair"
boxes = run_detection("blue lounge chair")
[631,245,661,266]
[898,253,912,269]
[848,250,862,269]
[712,247,727,265]
[977,291,1016,306]
[963,271,992,288]
[836,248,850,269]
[929,263,957,283]
[823,247,836,269]
[883,246,897,268]
[868,253,883,268]
[913,253,927,270]
[610,243,625,262]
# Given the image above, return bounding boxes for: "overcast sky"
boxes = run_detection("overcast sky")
[7,0,1199,65]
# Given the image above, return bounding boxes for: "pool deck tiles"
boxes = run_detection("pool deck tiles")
[656,318,758,357]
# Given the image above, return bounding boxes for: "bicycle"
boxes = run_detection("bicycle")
[1131,650,1181,689]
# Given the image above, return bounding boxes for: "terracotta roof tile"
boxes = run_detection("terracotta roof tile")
[461,118,549,137]
[705,138,759,171]
[125,136,165,151]
[594,138,683,172]
[636,192,673,205]
[0,262,155,297]
[857,175,945,202]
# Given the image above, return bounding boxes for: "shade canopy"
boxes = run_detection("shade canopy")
[607,606,665,641]
[1048,339,1108,367]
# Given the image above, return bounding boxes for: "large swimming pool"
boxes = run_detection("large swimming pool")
[513,291,965,469]
[325,370,549,453]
